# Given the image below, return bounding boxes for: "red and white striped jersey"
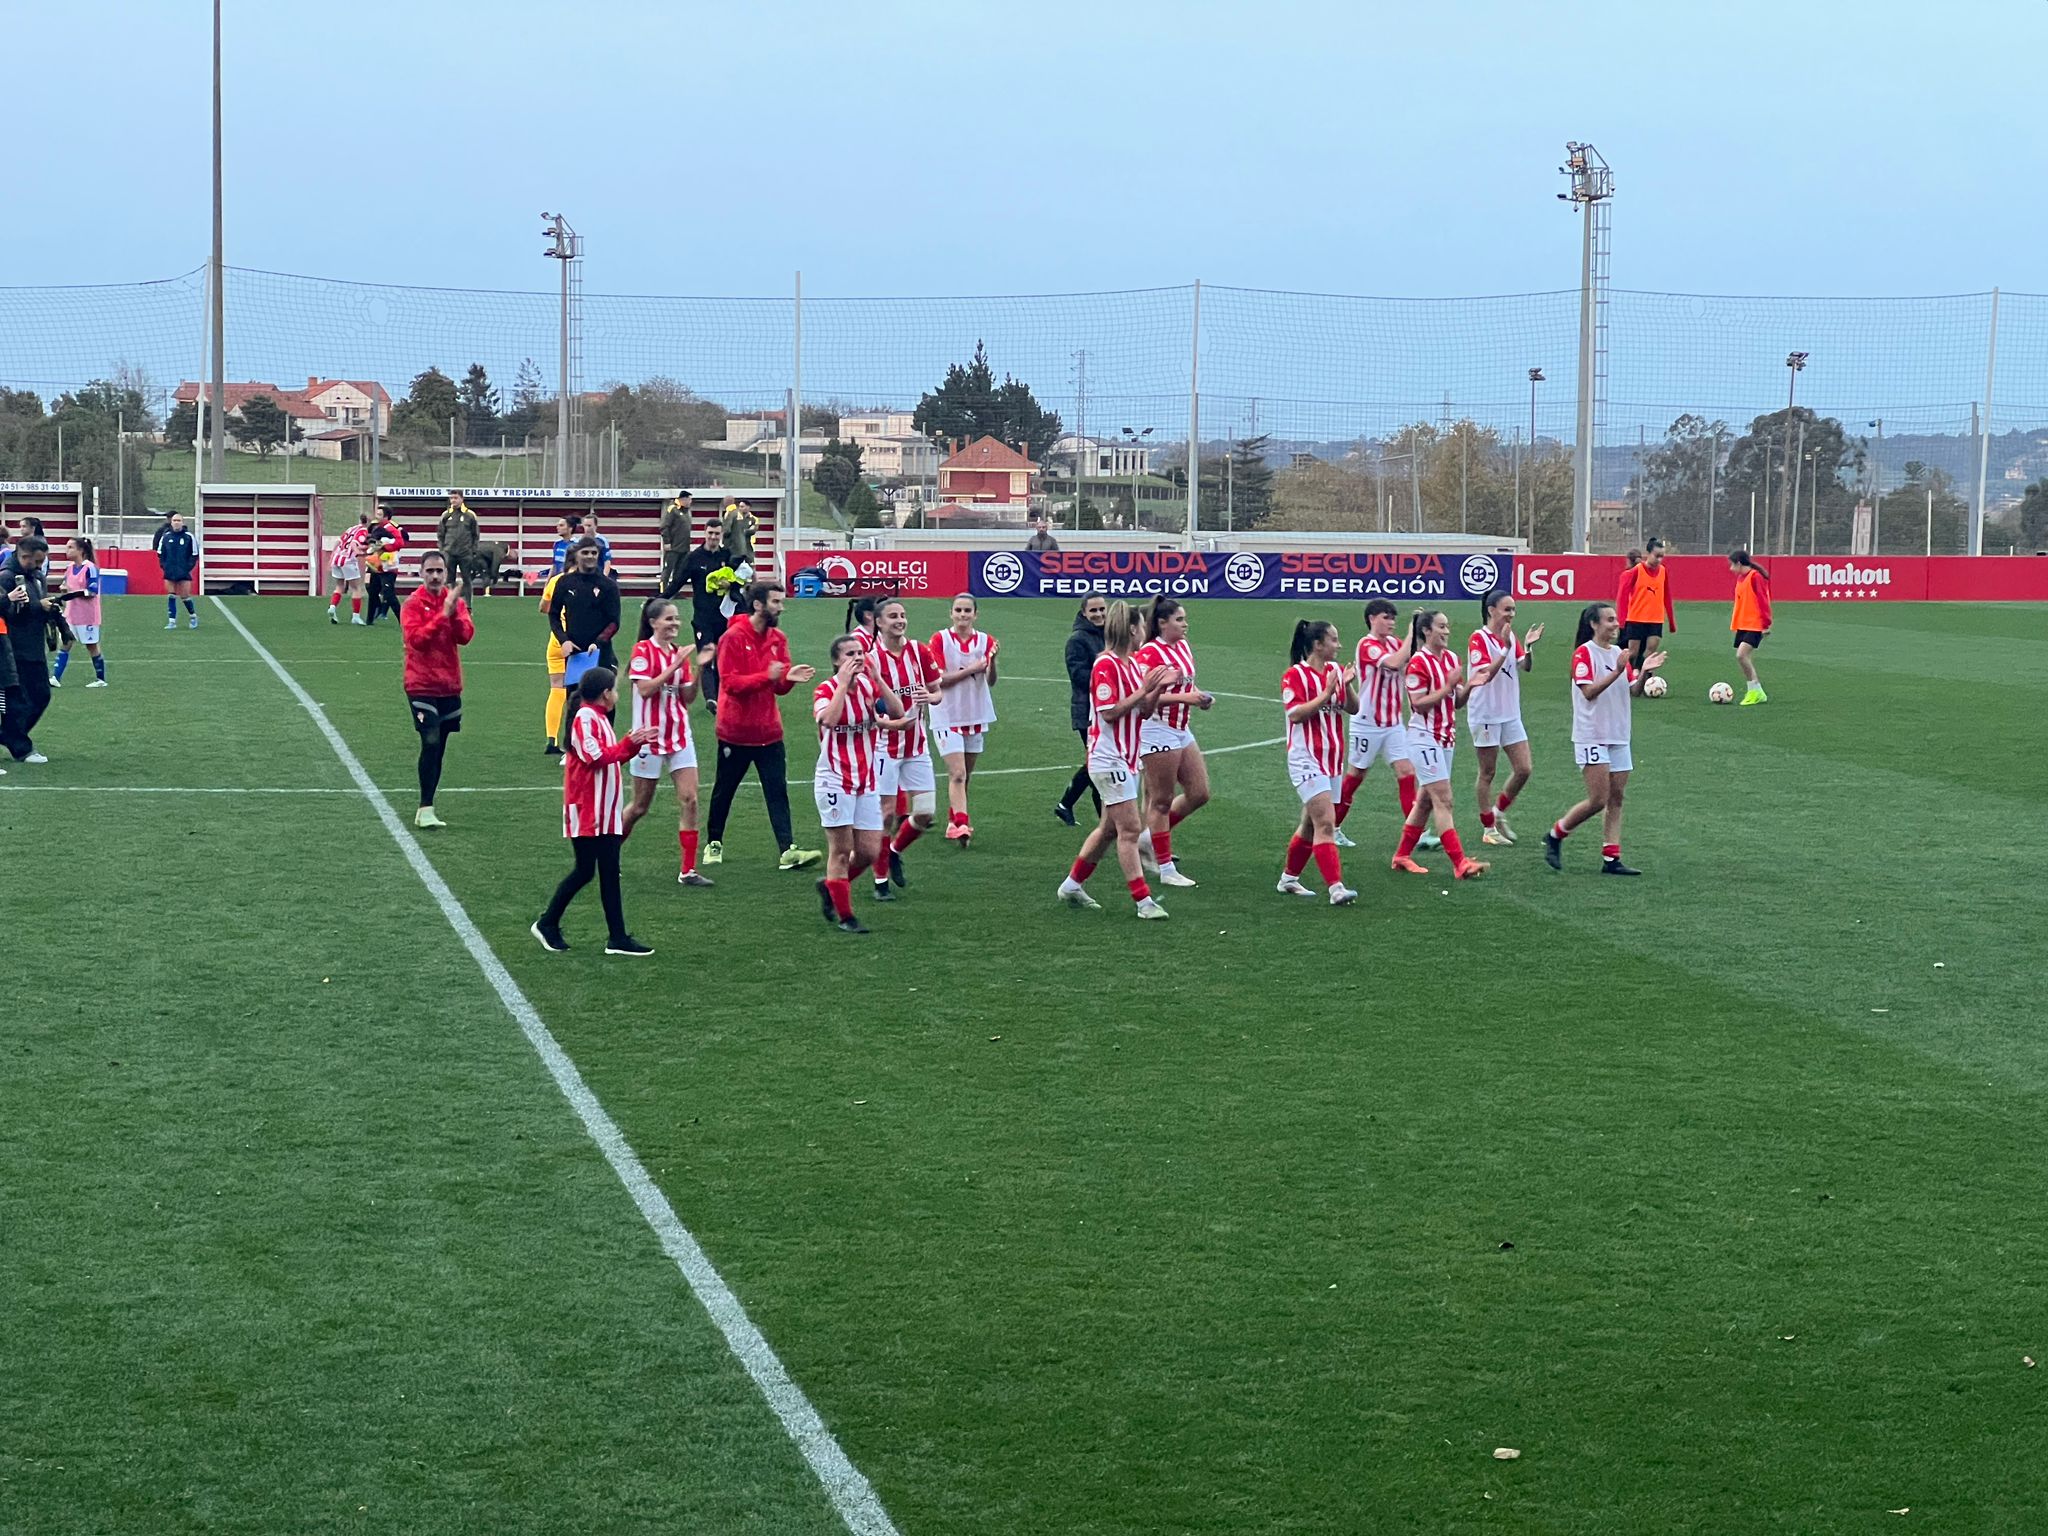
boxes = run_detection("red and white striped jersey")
[563,705,627,837]
[1353,633,1408,728]
[628,638,693,753]
[930,628,998,730]
[1133,637,1197,731]
[1406,646,1463,747]
[1465,627,1526,726]
[1570,642,1634,746]
[1282,661,1347,775]
[331,524,370,570]
[813,672,882,793]
[868,637,938,759]
[1087,652,1146,767]
[854,627,880,654]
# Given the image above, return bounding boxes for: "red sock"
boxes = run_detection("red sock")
[1442,829,1467,866]
[680,829,698,872]
[1397,775,1417,817]
[950,809,969,827]
[330,592,341,609]
[1154,829,1172,864]
[1168,805,1188,828]
[891,821,924,853]
[1284,836,1312,878]
[351,597,362,615]
[1602,842,1621,861]
[1496,789,1517,811]
[1128,877,1151,903]
[1068,857,1097,884]
[896,790,910,817]
[849,852,872,882]
[826,878,853,920]
[1335,770,1363,824]
[1312,842,1342,887]
[1480,807,1496,827]
[1552,820,1569,841]
[1395,822,1422,859]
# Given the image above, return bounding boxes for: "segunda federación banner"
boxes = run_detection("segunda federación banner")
[969,549,1516,602]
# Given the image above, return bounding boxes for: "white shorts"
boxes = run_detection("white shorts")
[875,752,936,797]
[1469,717,1528,749]
[1087,749,1140,807]
[1287,748,1340,805]
[1140,721,1195,756]
[1575,742,1634,772]
[1409,731,1454,786]
[935,725,987,757]
[1348,720,1410,771]
[630,744,698,779]
[70,624,101,645]
[333,560,363,583]
[815,782,884,830]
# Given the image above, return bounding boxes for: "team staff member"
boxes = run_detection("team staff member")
[1616,536,1676,675]
[1728,548,1773,705]
[548,537,621,673]
[1052,592,1108,826]
[152,511,199,629]
[400,550,475,829]
[677,516,738,709]
[437,490,483,588]
[1,536,56,764]
[703,581,822,871]
[658,490,695,598]
[364,510,406,624]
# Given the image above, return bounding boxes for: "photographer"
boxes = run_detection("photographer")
[2,536,57,764]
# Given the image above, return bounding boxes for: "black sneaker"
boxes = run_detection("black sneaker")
[1051,800,1078,828]
[889,848,908,888]
[816,878,837,922]
[531,920,569,953]
[604,936,655,956]
[1542,831,1563,871]
[836,917,871,935]
[872,882,896,902]
[1601,857,1642,877]
[544,742,563,757]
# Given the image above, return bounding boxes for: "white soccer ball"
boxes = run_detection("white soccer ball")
[1708,681,1735,704]
[1643,674,1668,699]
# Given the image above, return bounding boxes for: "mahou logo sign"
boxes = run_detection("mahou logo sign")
[1807,561,1893,597]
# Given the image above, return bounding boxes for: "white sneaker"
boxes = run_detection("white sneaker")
[1134,897,1169,920]
[329,607,340,624]
[1482,826,1512,847]
[1492,811,1517,844]
[165,618,177,630]
[1328,883,1358,906]
[48,677,61,689]
[1276,875,1315,898]
[1332,827,1356,848]
[188,615,199,629]
[23,752,48,764]
[1057,880,1101,911]
[86,679,108,688]
[1418,831,1442,851]
[1157,865,1198,888]
[350,614,367,627]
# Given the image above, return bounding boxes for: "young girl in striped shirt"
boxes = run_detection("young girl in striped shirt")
[533,668,660,956]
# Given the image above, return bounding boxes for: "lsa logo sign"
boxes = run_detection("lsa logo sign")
[1514,561,1579,598]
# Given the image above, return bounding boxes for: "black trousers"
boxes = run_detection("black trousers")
[706,740,794,849]
[367,570,400,622]
[1,652,51,759]
[1059,727,1101,814]
[541,833,628,943]
[692,621,721,709]
[659,550,689,600]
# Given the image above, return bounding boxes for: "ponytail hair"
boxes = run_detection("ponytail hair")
[637,596,677,642]
[1290,618,1334,665]
[1729,546,1770,580]
[1408,608,1440,652]
[1479,588,1510,625]
[1103,599,1139,655]
[1574,601,1614,647]
[1148,595,1183,636]
[72,535,95,561]
[844,594,878,635]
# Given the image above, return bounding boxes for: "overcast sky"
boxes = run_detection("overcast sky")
[10,0,2040,300]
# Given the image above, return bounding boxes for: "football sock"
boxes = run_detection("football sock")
[545,687,566,742]
[92,654,105,681]
[1551,820,1570,841]
[1496,789,1517,811]
[1311,843,1342,887]
[891,821,924,852]
[1335,770,1364,824]
[351,597,362,616]
[1168,804,1189,828]
[1284,836,1312,878]
[1479,807,1495,827]
[1154,829,1172,864]
[950,809,969,828]
[167,596,177,621]
[1068,856,1097,885]
[679,830,698,873]
[183,598,196,615]
[1397,775,1417,817]
[1395,822,1423,859]
[1602,843,1621,861]
[1127,877,1151,904]
[1442,829,1467,866]
[826,878,854,921]
[329,592,341,611]
[53,651,68,681]
[896,790,910,818]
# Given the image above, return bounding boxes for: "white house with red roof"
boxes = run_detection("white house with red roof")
[174,377,392,458]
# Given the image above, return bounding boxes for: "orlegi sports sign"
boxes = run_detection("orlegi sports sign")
[970,550,1513,601]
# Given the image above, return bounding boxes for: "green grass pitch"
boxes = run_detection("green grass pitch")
[4,592,2045,1534]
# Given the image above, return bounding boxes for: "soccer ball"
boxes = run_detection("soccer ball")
[1643,675,1669,699]
[1708,681,1735,704]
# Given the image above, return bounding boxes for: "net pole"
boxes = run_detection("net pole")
[192,263,208,523]
[208,0,226,484]
[1185,280,1200,549]
[787,269,802,541]
[1973,286,1998,556]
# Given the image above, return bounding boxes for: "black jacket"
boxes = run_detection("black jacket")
[152,523,197,581]
[1063,606,1105,732]
[548,567,621,651]
[677,545,728,641]
[3,556,51,660]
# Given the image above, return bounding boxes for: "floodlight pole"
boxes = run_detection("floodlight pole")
[542,212,579,488]
[1973,286,1998,556]
[1560,143,1610,552]
[1185,279,1200,549]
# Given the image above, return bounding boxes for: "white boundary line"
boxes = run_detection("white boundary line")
[208,598,900,1536]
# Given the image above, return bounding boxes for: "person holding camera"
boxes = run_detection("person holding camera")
[400,550,474,830]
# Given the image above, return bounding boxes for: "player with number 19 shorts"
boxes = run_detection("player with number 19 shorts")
[867,598,940,900]
[1058,601,1173,918]
[1391,609,1488,880]
[1132,596,1213,888]
[1335,598,1417,844]
[1467,589,1543,847]
[1276,619,1359,906]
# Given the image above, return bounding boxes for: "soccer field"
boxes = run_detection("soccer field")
[5,592,2046,1534]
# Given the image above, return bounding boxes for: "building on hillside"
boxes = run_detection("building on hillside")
[1589,498,1635,550]
[301,378,392,433]
[1053,433,1154,478]
[939,436,1037,518]
[839,411,939,482]
[840,410,917,440]
[173,381,332,453]
[708,411,829,476]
